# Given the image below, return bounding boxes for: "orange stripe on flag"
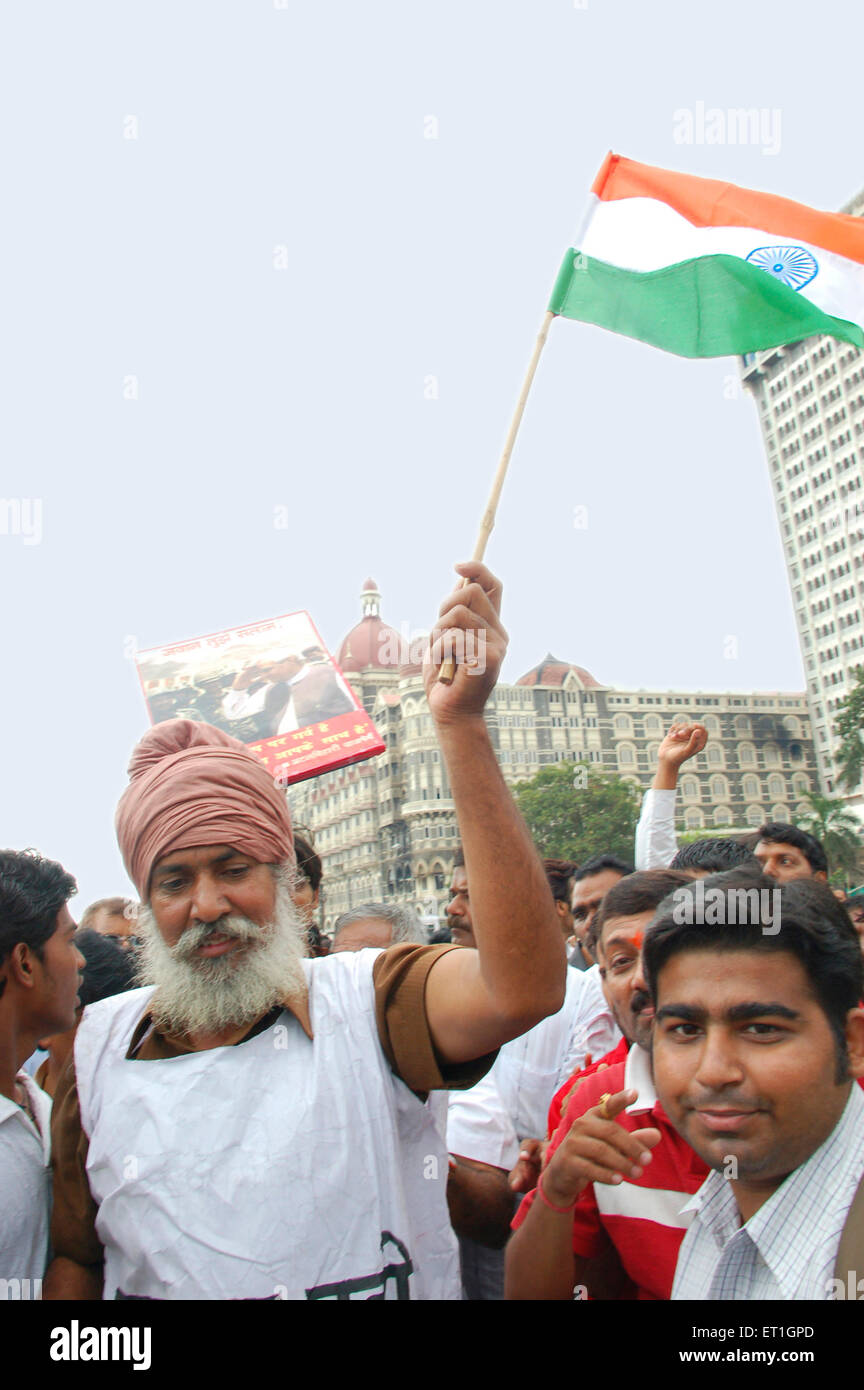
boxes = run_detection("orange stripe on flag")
[591,153,864,266]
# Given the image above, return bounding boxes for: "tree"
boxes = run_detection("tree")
[795,793,862,887]
[834,666,864,792]
[512,761,641,863]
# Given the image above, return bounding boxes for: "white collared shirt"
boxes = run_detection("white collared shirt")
[0,1071,53,1286]
[672,1084,864,1300]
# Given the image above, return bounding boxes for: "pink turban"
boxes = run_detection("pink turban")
[116,720,295,899]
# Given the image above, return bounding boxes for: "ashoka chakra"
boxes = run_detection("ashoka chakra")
[745,245,818,290]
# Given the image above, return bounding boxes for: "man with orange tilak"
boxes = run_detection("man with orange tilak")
[505,870,709,1301]
[45,563,566,1302]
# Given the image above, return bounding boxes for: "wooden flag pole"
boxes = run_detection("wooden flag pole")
[437,308,556,684]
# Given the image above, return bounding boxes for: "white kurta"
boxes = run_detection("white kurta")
[74,951,459,1301]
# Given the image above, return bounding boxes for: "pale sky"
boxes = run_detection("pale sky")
[2,0,862,907]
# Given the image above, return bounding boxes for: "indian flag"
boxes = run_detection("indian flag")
[549,153,864,357]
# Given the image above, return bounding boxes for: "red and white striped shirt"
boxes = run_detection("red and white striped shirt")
[513,1044,708,1300]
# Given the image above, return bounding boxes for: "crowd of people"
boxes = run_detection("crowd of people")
[2,562,864,1303]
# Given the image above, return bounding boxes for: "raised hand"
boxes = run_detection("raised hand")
[423,562,508,725]
[657,721,707,775]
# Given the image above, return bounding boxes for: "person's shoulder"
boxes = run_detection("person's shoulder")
[307,948,383,987]
[78,985,155,1032]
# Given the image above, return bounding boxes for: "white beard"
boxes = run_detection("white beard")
[135,874,309,1036]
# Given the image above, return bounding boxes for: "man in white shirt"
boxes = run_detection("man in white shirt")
[0,850,83,1290]
[644,869,864,1300]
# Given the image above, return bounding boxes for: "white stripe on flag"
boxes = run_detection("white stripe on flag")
[580,197,864,330]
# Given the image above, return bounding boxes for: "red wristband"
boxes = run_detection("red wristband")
[537,1173,577,1214]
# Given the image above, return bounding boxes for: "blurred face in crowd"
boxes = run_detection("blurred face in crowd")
[652,948,864,1217]
[138,845,308,1035]
[92,905,138,951]
[595,909,655,1051]
[447,866,475,948]
[847,900,864,952]
[554,892,575,940]
[290,873,319,926]
[753,839,824,883]
[332,918,393,953]
[570,870,624,949]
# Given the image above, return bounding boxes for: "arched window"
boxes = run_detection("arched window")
[782,715,802,737]
[703,715,721,734]
[735,715,752,737]
[710,775,729,801]
[684,807,704,830]
[713,805,733,827]
[771,803,790,822]
[746,804,765,828]
[614,714,634,735]
[738,742,756,765]
[644,714,663,733]
[743,774,761,801]
[706,745,724,766]
[767,774,786,801]
[793,774,811,799]
[763,743,781,766]
[646,742,661,765]
[681,777,700,801]
[617,743,636,766]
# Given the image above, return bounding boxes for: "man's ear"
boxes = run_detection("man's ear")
[815,870,828,882]
[7,942,38,992]
[845,1008,864,1078]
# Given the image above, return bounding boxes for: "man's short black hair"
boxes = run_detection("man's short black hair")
[572,853,634,884]
[74,928,136,1009]
[543,858,577,904]
[589,869,693,955]
[643,868,863,1082]
[670,837,759,874]
[756,822,828,876]
[0,849,77,998]
[293,831,322,893]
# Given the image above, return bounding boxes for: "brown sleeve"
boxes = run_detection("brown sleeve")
[49,1054,104,1268]
[373,943,497,1094]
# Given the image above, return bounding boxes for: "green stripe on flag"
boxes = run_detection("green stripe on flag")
[548,250,864,357]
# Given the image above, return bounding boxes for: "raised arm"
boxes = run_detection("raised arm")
[422,563,566,1064]
[634,721,707,869]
